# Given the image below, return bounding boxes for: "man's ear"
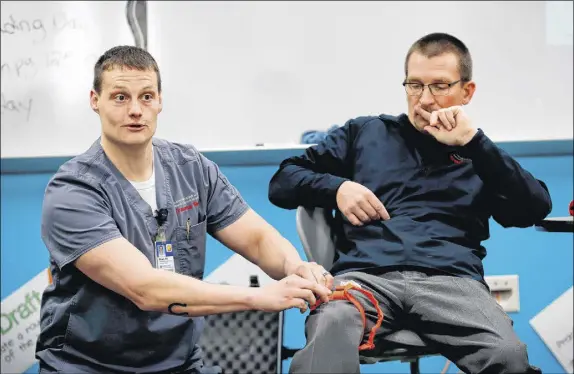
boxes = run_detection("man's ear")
[461,81,476,105]
[158,93,163,114]
[90,90,100,113]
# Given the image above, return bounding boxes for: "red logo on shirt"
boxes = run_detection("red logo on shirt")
[176,201,199,214]
[449,152,467,165]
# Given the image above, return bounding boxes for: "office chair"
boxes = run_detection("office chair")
[295,206,441,374]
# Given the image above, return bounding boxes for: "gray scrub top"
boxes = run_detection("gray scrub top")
[36,138,249,373]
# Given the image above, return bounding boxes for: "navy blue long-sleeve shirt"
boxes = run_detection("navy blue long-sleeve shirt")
[268,114,552,283]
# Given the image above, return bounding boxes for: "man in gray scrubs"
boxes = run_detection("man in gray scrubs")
[36,45,333,374]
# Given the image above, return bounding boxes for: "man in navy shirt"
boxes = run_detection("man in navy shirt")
[269,33,551,373]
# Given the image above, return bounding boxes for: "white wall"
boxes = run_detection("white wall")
[1,1,572,158]
[148,1,573,148]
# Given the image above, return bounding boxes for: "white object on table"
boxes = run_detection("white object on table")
[545,217,574,222]
[203,254,276,287]
[530,286,574,374]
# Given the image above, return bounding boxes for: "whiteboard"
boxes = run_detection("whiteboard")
[147,1,573,150]
[1,1,572,159]
[1,1,136,158]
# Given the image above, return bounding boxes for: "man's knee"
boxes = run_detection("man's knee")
[312,298,363,324]
[292,301,364,373]
[489,341,536,374]
[306,299,364,341]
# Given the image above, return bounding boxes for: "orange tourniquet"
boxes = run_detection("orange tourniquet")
[310,283,384,351]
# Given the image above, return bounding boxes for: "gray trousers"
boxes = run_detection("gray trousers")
[289,270,540,374]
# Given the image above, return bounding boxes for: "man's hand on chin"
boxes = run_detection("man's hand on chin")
[415,105,478,146]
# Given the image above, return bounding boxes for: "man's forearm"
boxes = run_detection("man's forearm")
[460,130,550,198]
[250,227,305,280]
[268,123,357,210]
[211,209,306,282]
[459,129,551,224]
[136,269,259,317]
[269,162,348,210]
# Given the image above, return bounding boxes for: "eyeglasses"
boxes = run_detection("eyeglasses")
[402,80,461,96]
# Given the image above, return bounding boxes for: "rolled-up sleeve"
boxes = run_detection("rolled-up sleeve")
[199,155,250,235]
[41,173,122,269]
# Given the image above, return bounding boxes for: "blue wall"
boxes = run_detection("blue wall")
[1,154,572,373]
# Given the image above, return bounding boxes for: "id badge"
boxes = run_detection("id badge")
[155,240,175,272]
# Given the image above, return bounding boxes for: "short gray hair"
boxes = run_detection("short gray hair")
[93,45,161,94]
[404,33,473,82]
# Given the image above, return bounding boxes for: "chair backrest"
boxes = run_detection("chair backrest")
[295,206,337,270]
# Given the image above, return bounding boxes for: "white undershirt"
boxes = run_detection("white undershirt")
[130,167,157,213]
[128,147,158,213]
